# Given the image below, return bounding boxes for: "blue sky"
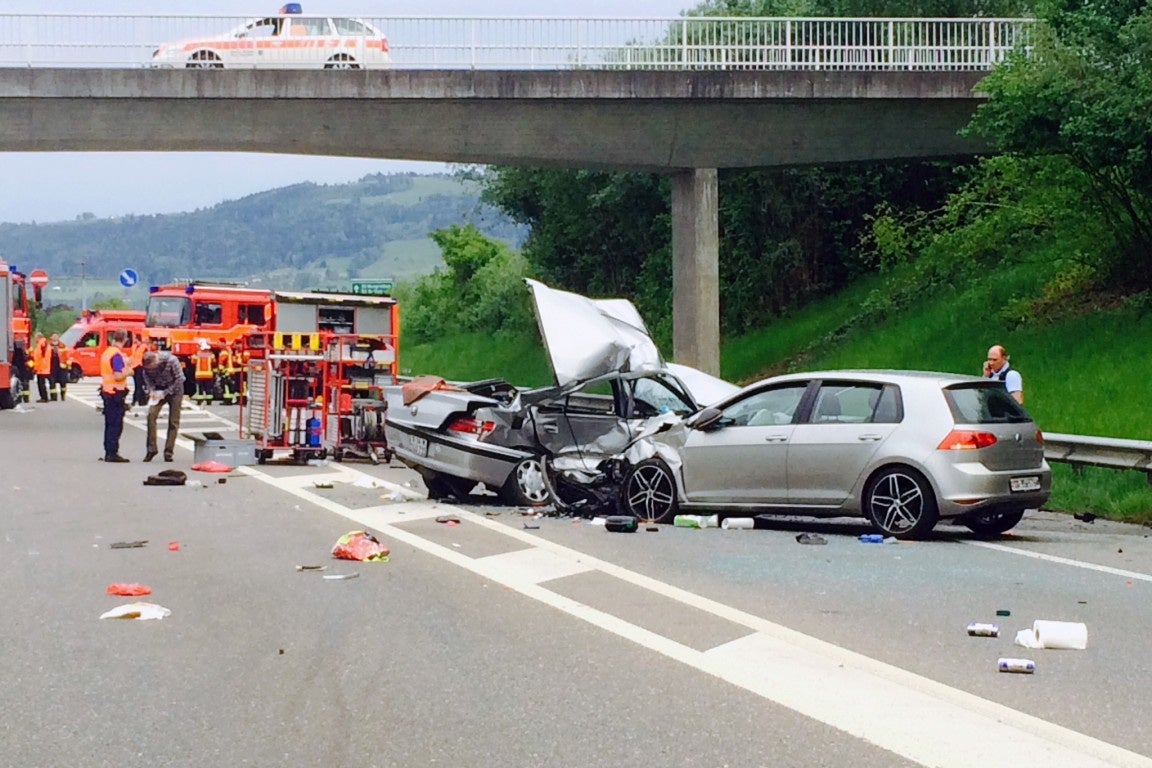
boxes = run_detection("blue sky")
[0,1,694,224]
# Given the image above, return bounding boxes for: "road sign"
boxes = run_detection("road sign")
[119,268,138,288]
[28,269,48,288]
[350,279,393,297]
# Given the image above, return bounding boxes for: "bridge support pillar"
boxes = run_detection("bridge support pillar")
[671,168,720,376]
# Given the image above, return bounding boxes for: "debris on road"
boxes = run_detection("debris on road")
[322,573,360,581]
[106,583,152,597]
[100,602,171,620]
[997,658,1035,674]
[1074,512,1097,524]
[721,517,755,530]
[795,533,827,545]
[191,460,233,473]
[966,622,999,637]
[997,609,1012,617]
[605,516,638,533]
[313,481,334,489]
[1014,620,1088,650]
[858,534,885,543]
[523,521,541,530]
[143,470,187,486]
[331,530,390,562]
[109,540,148,549]
[168,541,180,552]
[296,564,328,571]
[435,515,461,525]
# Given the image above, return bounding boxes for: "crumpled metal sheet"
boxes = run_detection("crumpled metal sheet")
[527,279,661,387]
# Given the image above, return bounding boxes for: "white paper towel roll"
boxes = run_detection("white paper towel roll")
[721,517,755,530]
[1033,620,1088,650]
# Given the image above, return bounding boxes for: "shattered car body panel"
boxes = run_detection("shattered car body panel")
[384,280,723,506]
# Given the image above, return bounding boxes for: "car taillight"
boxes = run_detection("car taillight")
[447,417,495,440]
[937,430,998,450]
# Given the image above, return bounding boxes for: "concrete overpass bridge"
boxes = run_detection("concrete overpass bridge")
[0,14,1034,373]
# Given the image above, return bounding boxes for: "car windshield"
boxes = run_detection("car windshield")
[146,297,191,328]
[944,383,1032,424]
[632,374,696,416]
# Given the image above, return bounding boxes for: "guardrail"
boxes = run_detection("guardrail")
[0,15,1034,71]
[1044,433,1152,485]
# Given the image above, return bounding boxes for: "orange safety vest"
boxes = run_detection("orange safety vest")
[99,346,128,394]
[32,338,51,375]
[55,343,71,369]
[194,348,216,380]
[128,340,148,369]
[217,347,233,373]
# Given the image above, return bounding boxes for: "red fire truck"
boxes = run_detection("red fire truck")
[1,262,43,409]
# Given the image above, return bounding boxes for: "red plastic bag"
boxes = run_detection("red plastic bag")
[107,583,152,597]
[331,531,390,562]
[191,460,233,473]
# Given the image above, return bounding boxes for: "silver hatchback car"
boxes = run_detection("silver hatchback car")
[618,370,1051,538]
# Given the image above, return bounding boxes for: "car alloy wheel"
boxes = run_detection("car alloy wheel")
[963,507,1026,537]
[864,466,939,539]
[621,458,678,524]
[500,456,550,507]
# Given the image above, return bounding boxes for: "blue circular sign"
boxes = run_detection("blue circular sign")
[119,268,138,288]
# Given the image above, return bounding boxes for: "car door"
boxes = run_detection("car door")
[532,378,631,456]
[787,381,901,505]
[70,330,103,377]
[679,382,810,504]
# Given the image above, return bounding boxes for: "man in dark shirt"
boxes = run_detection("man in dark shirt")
[141,351,186,462]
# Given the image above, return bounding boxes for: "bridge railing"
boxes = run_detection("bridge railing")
[0,15,1034,71]
[1045,433,1152,486]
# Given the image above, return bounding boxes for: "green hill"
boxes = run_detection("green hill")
[0,172,524,307]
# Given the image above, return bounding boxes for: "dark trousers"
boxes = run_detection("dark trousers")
[36,374,51,401]
[147,392,183,458]
[101,389,127,458]
[132,368,148,406]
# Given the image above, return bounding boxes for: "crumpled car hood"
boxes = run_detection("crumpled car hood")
[527,279,662,388]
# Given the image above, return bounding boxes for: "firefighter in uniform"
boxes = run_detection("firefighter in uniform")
[193,341,217,403]
[30,332,52,402]
[216,344,239,405]
[99,329,131,463]
[49,333,71,402]
[128,335,150,406]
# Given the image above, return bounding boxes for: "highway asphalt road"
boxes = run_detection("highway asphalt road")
[1,382,1150,768]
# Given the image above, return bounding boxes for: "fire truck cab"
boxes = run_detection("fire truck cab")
[144,282,273,397]
[1,262,41,409]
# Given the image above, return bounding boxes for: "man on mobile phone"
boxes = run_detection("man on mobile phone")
[982,344,1023,404]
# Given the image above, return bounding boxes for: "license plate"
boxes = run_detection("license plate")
[405,434,428,457]
[1010,475,1041,493]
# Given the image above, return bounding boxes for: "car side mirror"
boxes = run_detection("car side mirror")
[688,407,723,431]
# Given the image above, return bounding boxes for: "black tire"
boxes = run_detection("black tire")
[332,449,344,463]
[864,466,939,539]
[69,364,84,384]
[499,456,550,507]
[620,458,679,524]
[187,51,223,69]
[324,55,360,69]
[963,508,1026,537]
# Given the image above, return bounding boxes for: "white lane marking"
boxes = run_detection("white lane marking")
[476,547,594,586]
[966,540,1152,583]
[240,465,1152,768]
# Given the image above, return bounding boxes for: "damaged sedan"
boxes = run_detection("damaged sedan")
[383,279,737,506]
[609,370,1052,539]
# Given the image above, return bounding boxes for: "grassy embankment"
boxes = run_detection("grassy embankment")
[401,264,1152,523]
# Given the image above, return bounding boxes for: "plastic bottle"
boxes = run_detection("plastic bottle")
[673,514,701,528]
[307,416,322,447]
[859,533,885,543]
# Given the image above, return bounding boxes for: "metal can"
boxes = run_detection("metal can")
[967,622,999,637]
[997,658,1036,674]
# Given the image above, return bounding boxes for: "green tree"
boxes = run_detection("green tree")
[967,1,1152,288]
[400,224,535,344]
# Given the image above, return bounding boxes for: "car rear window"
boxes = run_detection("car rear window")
[944,384,1031,424]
